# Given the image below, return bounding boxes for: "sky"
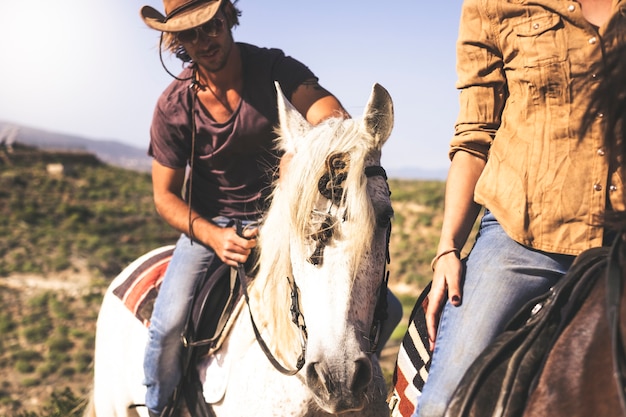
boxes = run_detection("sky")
[0,0,463,173]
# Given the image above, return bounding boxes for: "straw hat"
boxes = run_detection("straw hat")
[140,0,223,32]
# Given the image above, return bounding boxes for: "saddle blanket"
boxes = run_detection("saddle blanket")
[112,246,174,327]
[389,282,432,417]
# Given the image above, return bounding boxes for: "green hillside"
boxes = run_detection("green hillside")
[1,143,445,288]
[0,144,448,416]
[0,144,179,280]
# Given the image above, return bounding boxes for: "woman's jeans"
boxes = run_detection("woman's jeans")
[413,211,575,417]
[143,216,246,414]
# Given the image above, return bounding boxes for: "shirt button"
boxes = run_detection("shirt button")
[533,23,540,30]
[589,37,598,44]
[568,4,576,12]
[594,183,603,191]
[610,185,618,192]
[597,148,606,156]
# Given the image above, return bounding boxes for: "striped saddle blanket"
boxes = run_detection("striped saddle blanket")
[112,246,174,327]
[389,282,432,417]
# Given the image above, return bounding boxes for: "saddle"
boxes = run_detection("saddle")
[173,246,258,417]
[112,244,255,417]
[173,259,246,417]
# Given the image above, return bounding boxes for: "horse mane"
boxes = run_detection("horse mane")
[248,116,379,360]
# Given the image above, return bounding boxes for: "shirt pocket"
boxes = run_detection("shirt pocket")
[513,12,566,67]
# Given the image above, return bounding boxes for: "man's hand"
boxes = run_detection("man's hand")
[211,226,258,267]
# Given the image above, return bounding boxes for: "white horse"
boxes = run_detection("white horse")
[84,82,395,417]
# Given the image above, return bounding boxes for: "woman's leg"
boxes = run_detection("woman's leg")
[413,211,575,417]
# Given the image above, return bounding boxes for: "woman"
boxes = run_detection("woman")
[415,0,626,416]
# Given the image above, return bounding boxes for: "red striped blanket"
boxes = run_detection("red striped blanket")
[390,283,432,417]
[112,246,174,327]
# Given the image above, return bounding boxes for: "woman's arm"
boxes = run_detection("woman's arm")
[426,151,485,350]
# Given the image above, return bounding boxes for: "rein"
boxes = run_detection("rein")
[236,164,391,375]
[365,164,392,353]
[370,219,392,353]
[235,220,306,376]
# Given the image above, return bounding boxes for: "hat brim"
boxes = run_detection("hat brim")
[140,0,222,32]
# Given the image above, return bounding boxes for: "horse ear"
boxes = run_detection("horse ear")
[275,82,312,153]
[362,83,394,148]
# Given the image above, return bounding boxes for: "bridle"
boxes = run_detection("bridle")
[236,162,392,376]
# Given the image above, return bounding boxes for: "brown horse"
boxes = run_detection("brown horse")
[523,242,626,417]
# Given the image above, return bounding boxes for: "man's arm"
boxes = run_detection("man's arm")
[278,79,349,182]
[290,78,349,124]
[151,160,256,266]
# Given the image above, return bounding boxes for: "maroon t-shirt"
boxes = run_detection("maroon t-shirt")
[148,43,316,219]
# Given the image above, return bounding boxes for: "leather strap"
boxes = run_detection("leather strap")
[235,219,306,376]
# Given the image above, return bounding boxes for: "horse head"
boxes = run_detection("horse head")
[249,82,394,414]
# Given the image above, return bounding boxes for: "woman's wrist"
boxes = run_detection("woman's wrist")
[430,248,460,271]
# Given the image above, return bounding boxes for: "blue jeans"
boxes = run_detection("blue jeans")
[413,211,575,417]
[143,216,247,414]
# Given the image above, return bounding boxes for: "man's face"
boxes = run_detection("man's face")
[175,12,233,72]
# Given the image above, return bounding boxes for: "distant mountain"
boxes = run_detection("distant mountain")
[0,121,448,180]
[386,166,448,181]
[0,121,152,172]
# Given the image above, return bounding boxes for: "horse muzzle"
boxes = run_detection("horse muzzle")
[305,353,373,413]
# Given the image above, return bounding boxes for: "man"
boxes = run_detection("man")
[138,1,401,415]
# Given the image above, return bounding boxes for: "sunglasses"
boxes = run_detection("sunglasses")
[175,17,226,44]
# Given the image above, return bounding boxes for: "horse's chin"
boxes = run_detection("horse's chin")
[312,394,366,415]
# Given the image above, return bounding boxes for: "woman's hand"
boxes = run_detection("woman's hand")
[425,251,463,351]
[426,151,485,350]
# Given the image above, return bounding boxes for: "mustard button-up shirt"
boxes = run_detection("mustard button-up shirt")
[451,0,626,255]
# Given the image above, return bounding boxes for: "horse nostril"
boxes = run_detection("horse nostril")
[306,362,330,395]
[351,357,373,393]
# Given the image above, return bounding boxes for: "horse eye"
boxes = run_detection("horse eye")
[376,207,394,228]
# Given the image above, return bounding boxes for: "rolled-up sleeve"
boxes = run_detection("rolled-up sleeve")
[450,0,507,162]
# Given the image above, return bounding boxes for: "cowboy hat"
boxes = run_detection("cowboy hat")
[140,0,223,32]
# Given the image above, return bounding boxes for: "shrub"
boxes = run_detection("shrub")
[15,360,35,373]
[0,312,16,333]
[47,334,74,353]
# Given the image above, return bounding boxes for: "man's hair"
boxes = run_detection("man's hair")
[162,0,242,61]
